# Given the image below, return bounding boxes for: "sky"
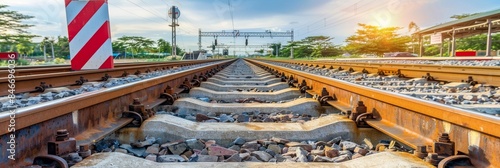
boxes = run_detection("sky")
[1,0,500,55]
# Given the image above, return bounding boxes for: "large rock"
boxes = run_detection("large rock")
[229,145,241,151]
[313,155,334,162]
[167,143,188,155]
[208,146,238,156]
[157,155,186,162]
[267,144,282,155]
[224,153,242,162]
[239,153,251,160]
[271,137,290,144]
[219,114,233,123]
[119,144,145,157]
[352,153,364,159]
[286,142,313,151]
[241,141,261,151]
[251,151,273,162]
[204,140,217,147]
[232,137,246,146]
[131,136,156,148]
[311,149,325,156]
[145,154,157,162]
[265,149,276,157]
[354,146,369,155]
[146,144,160,155]
[196,114,212,122]
[340,141,358,151]
[245,156,263,162]
[295,147,309,162]
[324,146,339,158]
[186,139,205,151]
[363,138,374,150]
[197,155,219,162]
[236,114,250,122]
[333,155,350,163]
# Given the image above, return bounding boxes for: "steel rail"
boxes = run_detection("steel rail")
[247,59,500,167]
[259,59,500,86]
[0,60,212,77]
[0,60,223,96]
[0,59,234,135]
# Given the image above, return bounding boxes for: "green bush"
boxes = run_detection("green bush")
[0,59,30,66]
[53,58,66,64]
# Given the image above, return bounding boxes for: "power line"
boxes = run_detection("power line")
[108,3,167,25]
[293,0,363,32]
[294,1,373,35]
[126,0,168,21]
[298,0,385,38]
[138,0,168,21]
[228,0,235,31]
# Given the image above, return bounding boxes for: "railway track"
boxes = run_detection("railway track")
[262,59,500,87]
[0,58,497,167]
[0,60,223,97]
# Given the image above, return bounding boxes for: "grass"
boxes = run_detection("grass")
[0,59,31,66]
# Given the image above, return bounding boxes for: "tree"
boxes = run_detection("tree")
[0,5,36,46]
[54,36,70,58]
[113,36,184,59]
[157,38,171,55]
[269,43,281,56]
[114,36,152,57]
[456,34,500,51]
[408,21,420,53]
[345,23,411,56]
[15,38,34,57]
[280,36,340,58]
[408,21,420,33]
[255,49,264,55]
[112,40,126,57]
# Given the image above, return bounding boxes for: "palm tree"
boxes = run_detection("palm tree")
[408,21,420,33]
[408,22,420,53]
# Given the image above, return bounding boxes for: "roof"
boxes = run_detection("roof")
[415,8,500,36]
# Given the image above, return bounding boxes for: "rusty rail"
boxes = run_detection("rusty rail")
[0,60,211,77]
[247,59,500,167]
[0,59,234,167]
[259,59,500,86]
[0,59,224,96]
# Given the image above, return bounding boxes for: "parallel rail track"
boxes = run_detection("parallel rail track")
[0,60,223,96]
[248,59,500,167]
[0,59,235,167]
[1,58,498,167]
[262,59,500,86]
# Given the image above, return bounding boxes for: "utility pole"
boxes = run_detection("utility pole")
[275,44,278,57]
[169,6,180,59]
[50,38,55,61]
[277,44,279,57]
[290,29,294,59]
[43,42,47,61]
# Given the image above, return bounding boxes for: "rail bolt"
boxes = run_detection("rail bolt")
[434,133,455,157]
[425,153,442,166]
[55,129,69,141]
[414,145,428,159]
[48,129,77,156]
[78,144,91,158]
[350,101,367,121]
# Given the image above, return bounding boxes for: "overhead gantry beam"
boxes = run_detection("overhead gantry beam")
[198,29,294,58]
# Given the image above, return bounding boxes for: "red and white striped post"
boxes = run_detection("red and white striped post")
[65,0,114,70]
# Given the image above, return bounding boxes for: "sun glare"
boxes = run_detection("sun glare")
[372,11,392,27]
